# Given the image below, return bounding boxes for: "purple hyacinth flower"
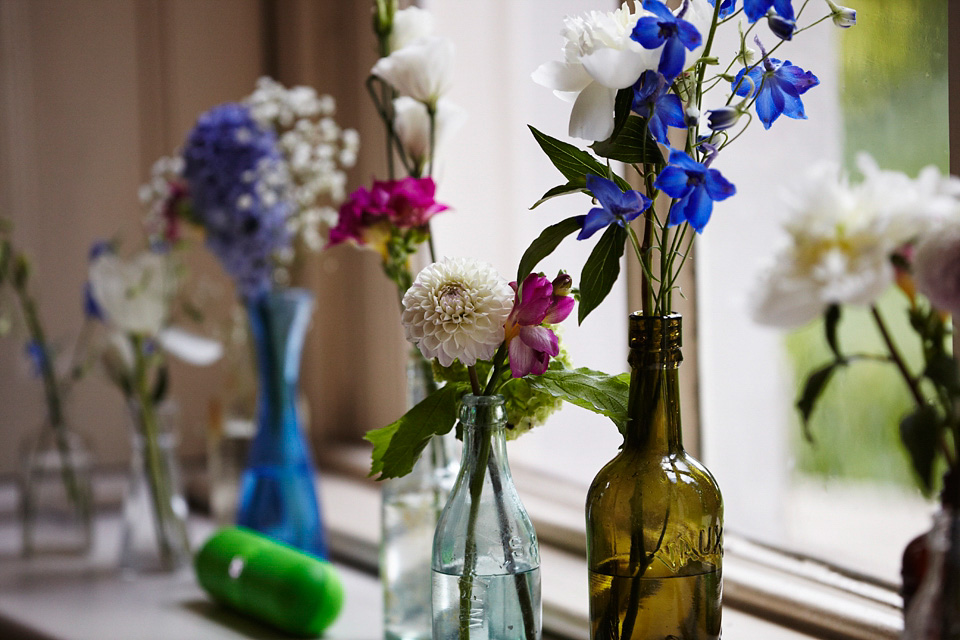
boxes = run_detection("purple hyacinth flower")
[732,54,819,130]
[631,0,703,80]
[182,103,292,299]
[743,0,794,22]
[578,174,652,241]
[654,149,735,232]
[632,71,686,144]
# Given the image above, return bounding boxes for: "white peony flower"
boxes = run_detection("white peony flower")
[914,221,960,316]
[532,3,661,141]
[372,36,454,108]
[89,252,173,336]
[390,6,435,52]
[752,160,918,327]
[393,96,467,168]
[401,257,514,367]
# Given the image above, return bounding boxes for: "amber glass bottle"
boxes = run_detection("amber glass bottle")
[586,314,723,639]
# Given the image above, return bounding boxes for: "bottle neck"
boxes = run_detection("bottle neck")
[623,356,682,453]
[623,313,684,454]
[458,395,511,480]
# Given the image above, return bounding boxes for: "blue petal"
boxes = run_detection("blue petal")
[578,207,616,240]
[704,169,737,201]
[773,0,796,20]
[710,0,736,18]
[84,282,104,320]
[667,149,702,171]
[655,165,693,198]
[743,0,772,21]
[631,18,665,49]
[658,36,686,80]
[682,186,714,232]
[648,112,670,144]
[658,94,687,128]
[586,174,626,211]
[754,84,784,129]
[610,189,651,216]
[667,198,687,227]
[767,14,795,40]
[777,63,820,94]
[732,67,762,98]
[677,20,702,50]
[642,0,676,21]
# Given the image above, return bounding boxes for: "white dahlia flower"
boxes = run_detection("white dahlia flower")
[401,257,514,367]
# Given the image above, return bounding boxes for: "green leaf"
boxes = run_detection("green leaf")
[578,223,628,324]
[151,365,169,404]
[900,405,941,495]
[796,361,845,441]
[824,304,842,360]
[531,180,588,209]
[591,116,665,165]
[524,367,631,433]
[609,87,634,142]
[365,383,469,480]
[925,352,960,395]
[529,125,632,191]
[517,216,584,282]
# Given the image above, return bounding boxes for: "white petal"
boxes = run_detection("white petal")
[157,327,223,366]
[531,60,592,93]
[580,47,653,89]
[569,81,616,141]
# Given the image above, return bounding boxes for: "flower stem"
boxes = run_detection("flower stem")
[871,305,925,407]
[131,336,189,568]
[458,426,491,639]
[487,453,537,640]
[468,365,482,396]
[12,274,84,510]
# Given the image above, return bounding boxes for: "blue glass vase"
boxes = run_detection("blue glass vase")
[236,288,327,558]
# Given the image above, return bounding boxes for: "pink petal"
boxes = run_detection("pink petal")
[509,335,536,378]
[519,325,559,357]
[543,295,575,324]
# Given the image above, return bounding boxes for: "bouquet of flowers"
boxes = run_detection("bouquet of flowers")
[751,155,960,633]
[329,2,465,301]
[522,0,855,322]
[86,240,221,568]
[0,220,95,551]
[142,77,359,292]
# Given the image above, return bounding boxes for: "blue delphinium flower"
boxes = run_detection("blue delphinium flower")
[25,341,48,378]
[631,0,702,81]
[83,282,103,320]
[743,0,794,22]
[732,46,819,129]
[766,12,796,40]
[578,175,651,240]
[632,71,686,145]
[654,150,735,232]
[705,106,742,132]
[709,0,736,18]
[182,104,292,300]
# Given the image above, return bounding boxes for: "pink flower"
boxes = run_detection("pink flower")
[328,177,448,248]
[504,273,575,378]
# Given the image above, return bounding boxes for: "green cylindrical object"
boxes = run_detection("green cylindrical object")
[195,526,344,636]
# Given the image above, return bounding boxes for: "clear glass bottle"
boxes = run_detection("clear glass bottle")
[586,314,723,640]
[382,350,459,640]
[20,416,93,556]
[120,401,191,572]
[432,394,541,640]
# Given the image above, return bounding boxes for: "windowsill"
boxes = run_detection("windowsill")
[0,457,904,640]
